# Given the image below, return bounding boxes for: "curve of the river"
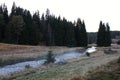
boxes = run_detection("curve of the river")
[0,46,96,76]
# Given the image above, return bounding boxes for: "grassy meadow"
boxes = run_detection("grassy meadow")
[0,43,82,66]
[0,43,120,80]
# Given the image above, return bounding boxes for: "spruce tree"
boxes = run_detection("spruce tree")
[105,23,111,46]
[81,20,88,46]
[75,18,82,46]
[10,2,16,17]
[5,15,24,44]
[75,18,88,47]
[20,10,40,45]
[45,51,55,64]
[0,14,5,42]
[45,9,55,46]
[0,4,9,42]
[97,21,111,47]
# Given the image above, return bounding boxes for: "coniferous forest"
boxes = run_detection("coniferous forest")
[0,3,113,47]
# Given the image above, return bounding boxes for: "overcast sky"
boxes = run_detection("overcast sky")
[0,0,120,32]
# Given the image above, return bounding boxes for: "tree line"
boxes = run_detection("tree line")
[0,3,111,47]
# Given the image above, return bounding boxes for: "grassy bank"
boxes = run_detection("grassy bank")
[0,43,120,80]
[0,45,120,80]
[71,57,120,80]
[0,43,81,66]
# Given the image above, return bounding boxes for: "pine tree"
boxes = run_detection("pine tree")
[45,51,55,64]
[105,23,111,46]
[0,14,5,42]
[81,20,88,46]
[20,10,40,45]
[10,2,16,17]
[64,21,76,47]
[75,18,82,46]
[5,15,24,44]
[2,4,9,24]
[97,21,104,46]
[0,4,9,42]
[97,21,111,47]
[45,9,55,46]
[33,11,41,43]
[75,18,88,47]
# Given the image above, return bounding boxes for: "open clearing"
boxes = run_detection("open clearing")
[0,43,120,80]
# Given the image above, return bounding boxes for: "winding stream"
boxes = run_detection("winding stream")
[0,46,96,76]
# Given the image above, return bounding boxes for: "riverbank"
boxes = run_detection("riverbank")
[0,44,120,80]
[0,43,83,66]
[71,57,120,80]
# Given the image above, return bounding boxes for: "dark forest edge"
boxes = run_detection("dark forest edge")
[0,2,119,47]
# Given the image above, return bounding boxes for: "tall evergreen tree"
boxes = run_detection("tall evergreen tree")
[20,10,40,45]
[33,11,42,44]
[97,21,111,47]
[0,6,3,14]
[63,20,76,47]
[105,23,111,46]
[0,4,9,42]
[0,14,5,42]
[75,18,82,46]
[5,15,24,44]
[80,20,88,46]
[75,18,88,47]
[45,9,55,46]
[2,4,9,24]
[97,21,105,46]
[10,2,16,17]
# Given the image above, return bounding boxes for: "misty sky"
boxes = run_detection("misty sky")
[0,0,120,32]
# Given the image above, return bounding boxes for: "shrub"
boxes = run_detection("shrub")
[25,64,31,69]
[86,52,90,57]
[45,51,55,64]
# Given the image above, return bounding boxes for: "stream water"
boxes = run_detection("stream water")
[0,46,96,76]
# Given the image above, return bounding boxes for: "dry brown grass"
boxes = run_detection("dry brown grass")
[0,43,83,66]
[0,43,120,80]
[70,57,120,80]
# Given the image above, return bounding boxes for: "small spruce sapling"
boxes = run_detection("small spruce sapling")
[45,50,55,64]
